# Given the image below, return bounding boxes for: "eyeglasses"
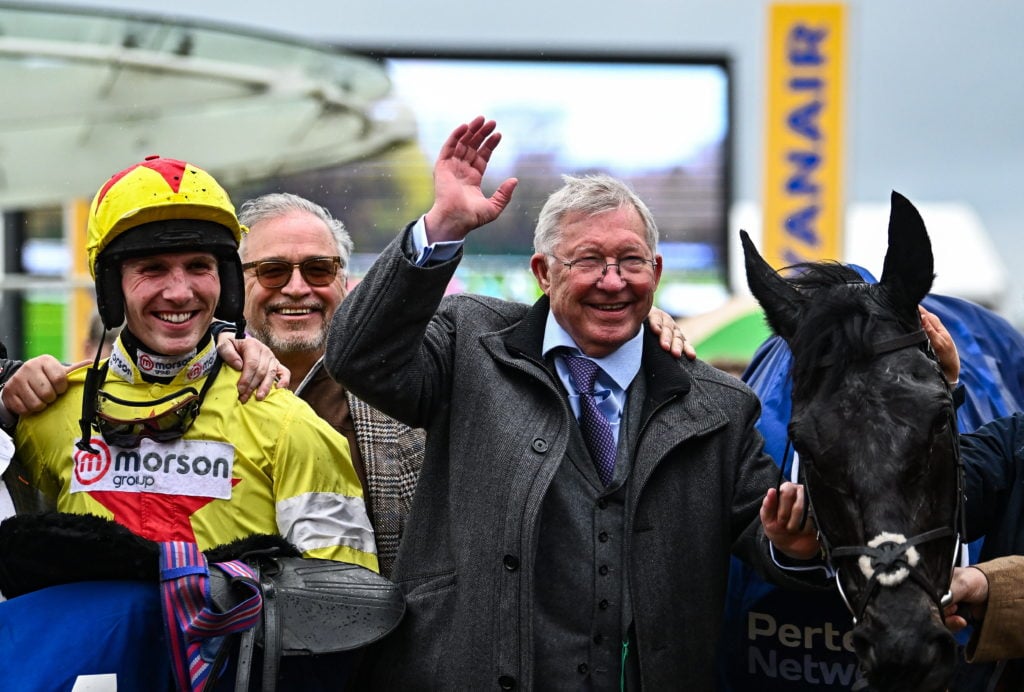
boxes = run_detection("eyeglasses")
[550,255,657,281]
[242,256,341,289]
[91,358,223,449]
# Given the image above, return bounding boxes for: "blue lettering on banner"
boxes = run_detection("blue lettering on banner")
[783,23,829,260]
[787,101,822,141]
[115,450,141,473]
[785,206,821,246]
[788,25,827,66]
[143,452,164,473]
[786,151,821,194]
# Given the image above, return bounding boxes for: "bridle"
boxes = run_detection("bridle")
[783,327,967,626]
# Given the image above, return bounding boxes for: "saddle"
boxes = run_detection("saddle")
[0,513,406,691]
[206,552,405,692]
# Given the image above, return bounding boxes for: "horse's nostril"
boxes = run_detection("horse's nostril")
[850,629,875,667]
[913,631,957,691]
[856,622,956,692]
[928,629,957,667]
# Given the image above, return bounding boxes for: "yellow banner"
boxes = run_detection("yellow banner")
[762,3,846,269]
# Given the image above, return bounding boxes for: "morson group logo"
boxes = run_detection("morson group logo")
[70,437,235,498]
[72,438,113,486]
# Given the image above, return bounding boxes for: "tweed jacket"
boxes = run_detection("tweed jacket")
[960,413,1024,678]
[324,229,823,690]
[296,359,425,579]
[967,555,1024,662]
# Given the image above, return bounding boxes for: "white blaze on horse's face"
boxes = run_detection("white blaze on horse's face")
[857,532,920,586]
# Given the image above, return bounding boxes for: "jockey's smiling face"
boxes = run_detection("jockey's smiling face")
[120,251,220,356]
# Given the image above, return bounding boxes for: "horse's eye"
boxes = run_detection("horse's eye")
[931,411,953,437]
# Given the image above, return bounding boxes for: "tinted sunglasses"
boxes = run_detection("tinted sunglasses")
[92,358,222,449]
[242,256,341,289]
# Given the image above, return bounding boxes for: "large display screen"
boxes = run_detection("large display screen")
[239,50,733,315]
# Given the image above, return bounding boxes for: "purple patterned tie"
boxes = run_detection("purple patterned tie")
[565,355,617,486]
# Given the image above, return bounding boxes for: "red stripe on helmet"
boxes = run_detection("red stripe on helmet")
[94,157,188,206]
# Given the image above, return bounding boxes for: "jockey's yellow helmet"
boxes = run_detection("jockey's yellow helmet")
[86,156,247,330]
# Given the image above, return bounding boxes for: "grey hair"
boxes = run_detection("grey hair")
[533,174,659,256]
[237,192,354,270]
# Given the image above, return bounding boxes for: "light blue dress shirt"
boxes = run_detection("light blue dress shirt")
[541,314,642,446]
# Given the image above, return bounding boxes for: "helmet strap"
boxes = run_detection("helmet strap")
[76,336,110,453]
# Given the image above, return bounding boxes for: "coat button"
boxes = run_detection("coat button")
[531,438,549,453]
[598,565,609,576]
[598,531,609,542]
[577,663,589,675]
[498,675,516,689]
[503,554,520,571]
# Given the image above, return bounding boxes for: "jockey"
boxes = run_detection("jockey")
[10,156,376,564]
[0,157,380,691]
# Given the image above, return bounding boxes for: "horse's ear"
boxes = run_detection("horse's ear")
[879,191,935,317]
[741,230,804,339]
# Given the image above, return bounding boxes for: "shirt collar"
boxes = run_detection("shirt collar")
[107,336,218,386]
[541,310,643,390]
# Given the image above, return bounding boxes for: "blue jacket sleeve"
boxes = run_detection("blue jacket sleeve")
[961,412,1024,551]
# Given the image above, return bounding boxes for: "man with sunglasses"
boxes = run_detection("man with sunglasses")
[324,117,823,690]
[7,157,377,570]
[235,192,426,579]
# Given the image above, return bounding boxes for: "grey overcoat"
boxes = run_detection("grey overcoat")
[325,229,822,690]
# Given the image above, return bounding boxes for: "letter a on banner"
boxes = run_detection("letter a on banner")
[762,3,846,269]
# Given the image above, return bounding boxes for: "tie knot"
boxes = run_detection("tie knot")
[565,354,601,394]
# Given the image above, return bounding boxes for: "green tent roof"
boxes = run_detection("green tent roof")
[692,309,772,363]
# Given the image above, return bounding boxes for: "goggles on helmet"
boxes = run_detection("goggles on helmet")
[81,358,222,450]
[96,389,201,448]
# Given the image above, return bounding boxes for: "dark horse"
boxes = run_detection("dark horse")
[741,192,961,692]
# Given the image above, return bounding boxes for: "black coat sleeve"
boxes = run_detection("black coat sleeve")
[961,413,1024,554]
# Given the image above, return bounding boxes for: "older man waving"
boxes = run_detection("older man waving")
[325,117,822,690]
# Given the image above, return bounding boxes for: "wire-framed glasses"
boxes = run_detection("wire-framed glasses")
[242,256,341,289]
[550,255,657,281]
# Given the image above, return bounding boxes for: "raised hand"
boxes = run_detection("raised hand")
[423,116,519,242]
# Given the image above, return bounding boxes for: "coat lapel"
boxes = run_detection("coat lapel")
[483,296,731,481]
